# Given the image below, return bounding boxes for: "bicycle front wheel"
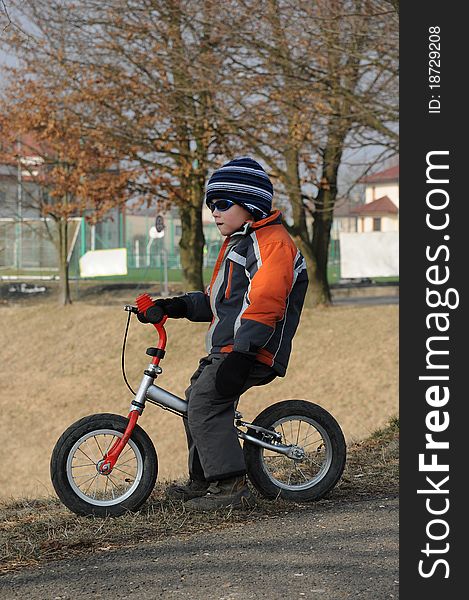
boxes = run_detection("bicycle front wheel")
[50,413,157,517]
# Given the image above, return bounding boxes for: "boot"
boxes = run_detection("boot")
[166,479,210,501]
[184,476,255,511]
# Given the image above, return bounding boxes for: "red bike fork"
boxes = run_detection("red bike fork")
[98,318,167,475]
[98,411,140,474]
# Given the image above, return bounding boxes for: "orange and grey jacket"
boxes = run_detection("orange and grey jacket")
[182,210,309,376]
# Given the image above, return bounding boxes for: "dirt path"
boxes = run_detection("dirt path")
[1,495,398,600]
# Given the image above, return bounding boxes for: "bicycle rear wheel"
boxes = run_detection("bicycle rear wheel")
[244,400,346,502]
[50,413,157,517]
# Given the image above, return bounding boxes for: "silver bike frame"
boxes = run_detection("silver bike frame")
[146,383,188,413]
[128,363,303,460]
[129,362,188,415]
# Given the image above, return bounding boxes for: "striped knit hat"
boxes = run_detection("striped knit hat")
[205,156,273,220]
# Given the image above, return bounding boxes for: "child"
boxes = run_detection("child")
[138,156,308,511]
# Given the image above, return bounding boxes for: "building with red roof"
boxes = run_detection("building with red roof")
[356,163,399,232]
[359,164,399,184]
[332,162,399,237]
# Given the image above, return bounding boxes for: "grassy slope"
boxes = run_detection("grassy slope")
[0,300,398,499]
[0,419,398,574]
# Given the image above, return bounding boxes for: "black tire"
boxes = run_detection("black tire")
[244,400,346,502]
[50,413,158,517]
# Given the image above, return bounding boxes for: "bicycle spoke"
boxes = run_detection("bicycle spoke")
[94,436,105,458]
[295,421,302,446]
[102,474,118,499]
[84,473,100,495]
[119,446,132,459]
[280,423,288,444]
[300,429,322,446]
[301,434,323,447]
[108,473,127,496]
[113,466,136,478]
[75,472,99,487]
[77,447,96,465]
[72,471,98,479]
[307,458,324,469]
[302,439,325,449]
[117,456,138,467]
[294,464,310,482]
[83,440,101,464]
[92,474,100,499]
[105,435,118,455]
[107,473,121,488]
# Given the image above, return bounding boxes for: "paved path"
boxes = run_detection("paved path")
[333,295,399,306]
[1,496,398,600]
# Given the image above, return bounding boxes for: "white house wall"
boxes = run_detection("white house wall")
[365,183,399,208]
[357,215,399,233]
[340,231,399,278]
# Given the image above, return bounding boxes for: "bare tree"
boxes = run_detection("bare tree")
[2,0,230,290]
[2,0,398,303]
[216,0,398,305]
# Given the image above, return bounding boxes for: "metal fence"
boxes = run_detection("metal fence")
[0,218,60,272]
[1,217,342,283]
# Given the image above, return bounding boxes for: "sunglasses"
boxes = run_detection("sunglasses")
[207,199,235,213]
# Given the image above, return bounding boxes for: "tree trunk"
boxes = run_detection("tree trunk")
[283,147,322,308]
[311,129,346,306]
[279,137,345,307]
[58,216,72,305]
[311,202,333,305]
[178,177,205,290]
[295,240,324,308]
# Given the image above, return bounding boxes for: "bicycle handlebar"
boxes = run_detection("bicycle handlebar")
[124,305,139,314]
[124,303,166,325]
[123,299,168,362]
[144,305,166,324]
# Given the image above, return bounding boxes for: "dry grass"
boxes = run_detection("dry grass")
[0,418,398,574]
[0,295,398,500]
[334,415,399,498]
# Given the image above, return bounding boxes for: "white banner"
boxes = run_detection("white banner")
[339,232,399,278]
[79,248,128,277]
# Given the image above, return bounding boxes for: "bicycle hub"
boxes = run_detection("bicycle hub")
[97,459,113,475]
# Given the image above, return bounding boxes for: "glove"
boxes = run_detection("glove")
[137,296,188,323]
[215,351,256,397]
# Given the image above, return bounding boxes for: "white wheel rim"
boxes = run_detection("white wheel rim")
[66,429,144,506]
[260,416,333,491]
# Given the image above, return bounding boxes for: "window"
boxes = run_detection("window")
[373,217,381,231]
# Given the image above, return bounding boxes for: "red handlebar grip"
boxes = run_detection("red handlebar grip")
[136,293,154,313]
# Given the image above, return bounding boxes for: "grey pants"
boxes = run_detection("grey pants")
[183,353,277,482]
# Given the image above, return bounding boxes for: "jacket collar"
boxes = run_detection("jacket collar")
[250,210,282,230]
[229,210,282,238]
